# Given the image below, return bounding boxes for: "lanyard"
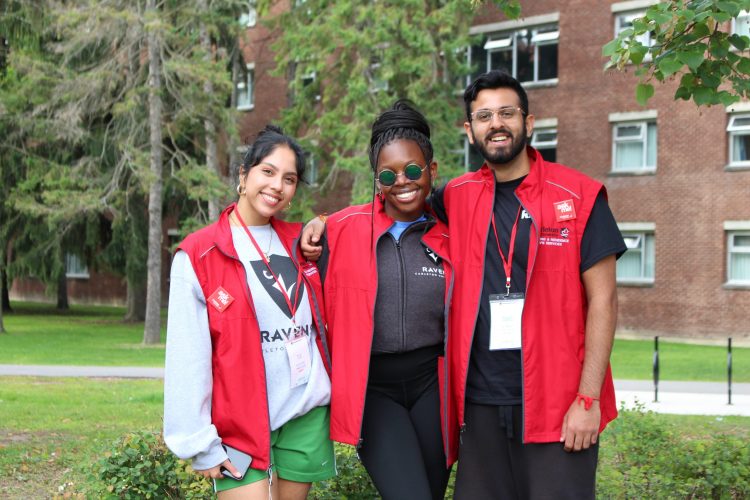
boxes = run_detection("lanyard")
[233,209,303,323]
[490,206,522,296]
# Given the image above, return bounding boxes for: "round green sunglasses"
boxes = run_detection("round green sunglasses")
[376,163,427,186]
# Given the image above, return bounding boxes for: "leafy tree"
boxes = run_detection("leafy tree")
[604,0,750,106]
[258,0,520,211]
[4,0,245,340]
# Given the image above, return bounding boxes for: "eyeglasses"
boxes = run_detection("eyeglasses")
[470,106,525,123]
[376,163,427,186]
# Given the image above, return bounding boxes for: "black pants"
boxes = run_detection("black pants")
[455,403,599,500]
[358,346,450,500]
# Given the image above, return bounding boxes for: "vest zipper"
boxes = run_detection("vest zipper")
[214,243,273,471]
[515,194,539,443]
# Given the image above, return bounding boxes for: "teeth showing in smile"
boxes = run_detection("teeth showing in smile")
[490,135,510,143]
[394,190,418,202]
[262,193,281,206]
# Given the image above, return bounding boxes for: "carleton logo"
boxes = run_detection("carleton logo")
[539,226,571,247]
[560,227,570,239]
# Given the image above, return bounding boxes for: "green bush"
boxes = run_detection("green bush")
[597,403,750,499]
[309,443,378,499]
[96,431,212,499]
[98,413,750,500]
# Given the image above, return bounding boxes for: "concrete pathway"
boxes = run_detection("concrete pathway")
[1,364,749,416]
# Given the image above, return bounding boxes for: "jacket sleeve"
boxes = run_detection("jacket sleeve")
[163,250,227,470]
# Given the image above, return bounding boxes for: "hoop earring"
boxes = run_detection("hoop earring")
[236,183,245,196]
[283,200,292,211]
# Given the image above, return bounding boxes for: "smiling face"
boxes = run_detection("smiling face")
[464,87,535,179]
[375,139,437,222]
[237,145,299,226]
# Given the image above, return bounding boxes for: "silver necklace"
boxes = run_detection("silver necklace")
[262,229,273,261]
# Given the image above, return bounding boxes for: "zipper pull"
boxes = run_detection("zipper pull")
[267,465,274,499]
[459,423,467,445]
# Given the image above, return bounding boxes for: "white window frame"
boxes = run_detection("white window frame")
[609,111,657,173]
[725,221,750,286]
[236,63,255,111]
[480,24,559,86]
[727,113,750,168]
[305,151,319,187]
[531,122,557,160]
[616,223,655,285]
[614,10,653,49]
[65,252,89,279]
[732,10,750,37]
[239,1,257,28]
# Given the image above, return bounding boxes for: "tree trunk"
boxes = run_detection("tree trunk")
[1,266,11,313]
[199,0,220,221]
[0,253,5,332]
[56,269,69,310]
[143,0,163,345]
[124,275,146,322]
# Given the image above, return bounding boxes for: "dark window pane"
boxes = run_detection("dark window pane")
[538,43,558,80]
[489,49,513,75]
[471,43,487,82]
[539,147,556,163]
[515,31,533,82]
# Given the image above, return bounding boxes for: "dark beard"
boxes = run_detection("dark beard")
[471,124,528,165]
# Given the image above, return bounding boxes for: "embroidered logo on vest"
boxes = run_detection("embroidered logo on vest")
[208,286,234,312]
[554,199,577,222]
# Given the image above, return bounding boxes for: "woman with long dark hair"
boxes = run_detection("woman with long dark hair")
[164,125,335,499]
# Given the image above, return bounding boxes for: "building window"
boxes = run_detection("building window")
[65,253,89,279]
[239,1,257,28]
[727,113,750,168]
[368,54,388,92]
[531,127,557,162]
[236,63,254,111]
[727,230,750,285]
[471,24,558,85]
[617,227,655,284]
[611,120,657,172]
[305,152,319,186]
[733,10,750,37]
[614,11,653,48]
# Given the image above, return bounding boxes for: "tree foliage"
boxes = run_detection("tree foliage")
[1,0,246,335]
[258,0,520,209]
[604,0,750,106]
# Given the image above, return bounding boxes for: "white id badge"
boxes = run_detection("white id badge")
[489,293,524,350]
[286,333,312,389]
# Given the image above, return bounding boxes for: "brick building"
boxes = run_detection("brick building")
[14,0,749,341]
[235,0,749,340]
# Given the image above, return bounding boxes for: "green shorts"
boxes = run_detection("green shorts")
[214,405,336,492]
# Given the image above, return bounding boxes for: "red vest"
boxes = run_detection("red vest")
[442,147,617,464]
[323,198,453,452]
[177,204,330,472]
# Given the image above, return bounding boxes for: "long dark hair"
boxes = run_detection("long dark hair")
[241,124,307,180]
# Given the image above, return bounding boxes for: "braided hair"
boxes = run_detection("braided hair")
[368,99,433,171]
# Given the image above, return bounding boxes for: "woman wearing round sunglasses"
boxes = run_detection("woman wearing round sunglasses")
[313,100,453,499]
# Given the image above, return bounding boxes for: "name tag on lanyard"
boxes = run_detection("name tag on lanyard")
[286,327,312,388]
[489,293,524,350]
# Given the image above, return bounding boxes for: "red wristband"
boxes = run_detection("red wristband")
[576,393,599,411]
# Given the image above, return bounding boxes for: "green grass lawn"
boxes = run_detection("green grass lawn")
[610,338,749,382]
[0,302,165,366]
[1,302,749,382]
[0,376,747,499]
[0,376,164,498]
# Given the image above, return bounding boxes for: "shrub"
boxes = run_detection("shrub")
[597,403,750,499]
[308,443,378,499]
[96,431,211,499]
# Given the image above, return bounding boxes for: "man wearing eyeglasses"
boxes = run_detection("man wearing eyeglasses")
[431,70,626,499]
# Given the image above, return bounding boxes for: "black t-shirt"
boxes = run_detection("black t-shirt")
[431,178,626,405]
